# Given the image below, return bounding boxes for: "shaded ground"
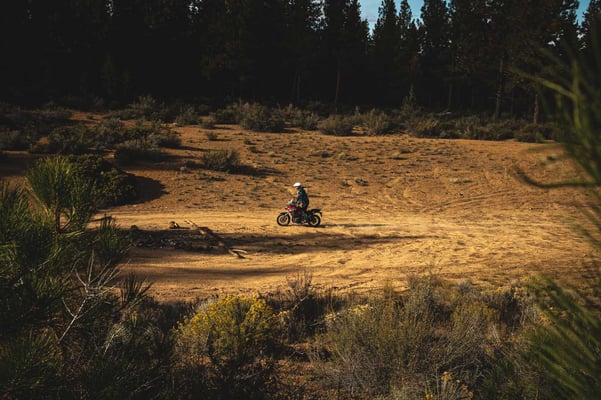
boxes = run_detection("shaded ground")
[3,117,598,302]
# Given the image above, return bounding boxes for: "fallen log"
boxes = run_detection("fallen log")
[183,219,247,259]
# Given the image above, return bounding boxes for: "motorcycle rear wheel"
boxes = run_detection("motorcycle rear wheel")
[277,213,291,226]
[307,214,321,227]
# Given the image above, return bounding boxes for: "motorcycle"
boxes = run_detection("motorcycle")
[276,199,322,227]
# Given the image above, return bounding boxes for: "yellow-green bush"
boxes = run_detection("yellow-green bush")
[174,295,279,398]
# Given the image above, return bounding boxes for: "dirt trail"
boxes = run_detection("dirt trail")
[4,117,597,303]
[112,207,595,303]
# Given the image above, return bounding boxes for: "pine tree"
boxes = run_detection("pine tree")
[322,0,369,106]
[418,0,452,108]
[372,0,400,104]
[0,1,35,101]
[449,0,492,110]
[284,0,321,103]
[487,0,579,120]
[581,0,601,50]
[342,0,370,104]
[398,0,420,103]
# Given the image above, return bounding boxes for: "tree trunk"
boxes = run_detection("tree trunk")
[471,88,476,109]
[292,68,302,104]
[296,72,301,104]
[493,57,505,121]
[447,82,453,110]
[334,55,341,110]
[533,93,539,124]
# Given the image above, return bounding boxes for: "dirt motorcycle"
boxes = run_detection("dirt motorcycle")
[276,199,322,227]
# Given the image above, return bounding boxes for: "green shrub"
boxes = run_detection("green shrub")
[514,123,555,143]
[106,108,142,120]
[94,118,126,150]
[298,112,321,130]
[317,115,355,136]
[201,149,240,172]
[151,130,181,148]
[26,156,95,233]
[0,181,55,270]
[175,295,279,398]
[129,95,165,120]
[454,115,483,130]
[363,109,395,136]
[122,120,150,141]
[213,104,242,124]
[174,106,200,126]
[0,165,165,400]
[239,103,286,132]
[277,104,299,121]
[399,86,420,119]
[201,116,217,129]
[121,121,180,148]
[0,104,72,137]
[46,124,95,154]
[32,107,73,125]
[107,96,167,121]
[0,330,63,399]
[114,139,162,165]
[283,105,321,130]
[0,130,31,151]
[410,117,441,138]
[483,120,520,141]
[68,154,137,208]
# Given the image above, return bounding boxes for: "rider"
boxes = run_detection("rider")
[293,182,309,221]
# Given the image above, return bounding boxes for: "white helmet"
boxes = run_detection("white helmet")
[293,182,302,188]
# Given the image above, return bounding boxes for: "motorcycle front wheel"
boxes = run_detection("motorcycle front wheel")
[277,213,291,226]
[307,214,321,227]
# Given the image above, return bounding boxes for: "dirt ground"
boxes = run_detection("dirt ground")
[4,116,599,303]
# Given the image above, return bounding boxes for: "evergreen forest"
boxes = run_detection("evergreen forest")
[1,0,598,117]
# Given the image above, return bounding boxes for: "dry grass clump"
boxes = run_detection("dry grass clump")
[174,105,200,126]
[317,115,355,136]
[239,103,286,132]
[310,276,539,399]
[201,149,241,172]
[362,109,396,136]
[280,104,321,130]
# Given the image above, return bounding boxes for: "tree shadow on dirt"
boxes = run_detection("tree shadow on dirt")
[122,226,438,256]
[226,231,439,255]
[176,145,206,152]
[231,164,279,177]
[140,265,299,282]
[0,151,41,175]
[131,175,167,203]
[327,223,390,228]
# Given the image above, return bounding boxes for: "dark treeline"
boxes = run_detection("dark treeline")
[1,0,600,116]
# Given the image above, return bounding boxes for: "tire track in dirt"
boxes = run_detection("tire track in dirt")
[109,207,597,303]
[96,128,598,302]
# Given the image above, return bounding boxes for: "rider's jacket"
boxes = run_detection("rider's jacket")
[296,188,309,209]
